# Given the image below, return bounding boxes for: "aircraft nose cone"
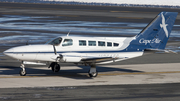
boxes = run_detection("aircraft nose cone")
[3,48,14,57]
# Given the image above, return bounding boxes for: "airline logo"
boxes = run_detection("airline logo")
[160,13,169,37]
[139,38,161,45]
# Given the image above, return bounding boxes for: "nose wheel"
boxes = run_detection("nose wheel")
[19,64,26,76]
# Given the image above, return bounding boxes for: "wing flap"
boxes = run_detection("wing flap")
[81,57,124,63]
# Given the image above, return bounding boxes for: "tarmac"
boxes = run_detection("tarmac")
[0,54,180,88]
[1,63,180,88]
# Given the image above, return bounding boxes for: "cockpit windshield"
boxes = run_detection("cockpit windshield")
[46,37,62,46]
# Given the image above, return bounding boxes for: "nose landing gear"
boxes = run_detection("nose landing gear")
[20,63,26,76]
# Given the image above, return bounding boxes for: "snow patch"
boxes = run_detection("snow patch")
[42,0,180,7]
[1,0,180,8]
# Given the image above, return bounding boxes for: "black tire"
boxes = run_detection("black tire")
[19,69,26,76]
[88,71,98,77]
[50,62,56,68]
[52,63,60,72]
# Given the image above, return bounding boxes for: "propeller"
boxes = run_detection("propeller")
[52,45,63,62]
[53,45,57,55]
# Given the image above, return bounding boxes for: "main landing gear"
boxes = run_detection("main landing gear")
[18,61,97,77]
[49,62,61,73]
[88,64,98,77]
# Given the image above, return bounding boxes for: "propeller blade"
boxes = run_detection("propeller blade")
[53,45,57,55]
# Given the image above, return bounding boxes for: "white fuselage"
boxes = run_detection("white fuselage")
[3,36,144,64]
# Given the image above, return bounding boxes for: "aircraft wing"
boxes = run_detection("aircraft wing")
[81,57,123,63]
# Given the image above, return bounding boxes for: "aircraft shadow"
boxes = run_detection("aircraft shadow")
[0,65,143,79]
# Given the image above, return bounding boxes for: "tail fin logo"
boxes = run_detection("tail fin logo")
[160,13,168,37]
[139,38,161,45]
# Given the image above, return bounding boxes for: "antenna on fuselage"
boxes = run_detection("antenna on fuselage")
[26,40,29,45]
[67,30,71,36]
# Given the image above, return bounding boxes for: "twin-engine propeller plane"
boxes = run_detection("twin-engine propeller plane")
[3,12,178,77]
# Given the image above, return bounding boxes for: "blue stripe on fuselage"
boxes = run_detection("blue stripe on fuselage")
[4,49,144,54]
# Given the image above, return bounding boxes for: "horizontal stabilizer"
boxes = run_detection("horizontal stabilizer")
[144,48,177,54]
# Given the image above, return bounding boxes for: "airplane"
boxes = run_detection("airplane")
[3,12,178,77]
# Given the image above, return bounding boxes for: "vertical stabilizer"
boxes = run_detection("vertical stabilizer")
[130,12,178,50]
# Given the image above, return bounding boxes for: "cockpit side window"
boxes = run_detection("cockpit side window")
[62,39,73,46]
[47,37,62,46]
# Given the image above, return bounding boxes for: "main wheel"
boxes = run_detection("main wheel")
[19,69,26,76]
[88,70,98,77]
[52,63,60,72]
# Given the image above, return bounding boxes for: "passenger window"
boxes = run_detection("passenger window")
[62,39,73,46]
[107,42,112,47]
[88,41,96,46]
[113,43,119,47]
[98,41,105,46]
[79,40,86,46]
